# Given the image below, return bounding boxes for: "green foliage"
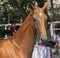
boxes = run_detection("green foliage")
[0,0,45,24]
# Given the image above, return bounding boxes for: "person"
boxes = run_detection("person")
[54,33,60,41]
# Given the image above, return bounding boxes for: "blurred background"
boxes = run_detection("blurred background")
[0,0,60,39]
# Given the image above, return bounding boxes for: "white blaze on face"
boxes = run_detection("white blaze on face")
[39,13,42,16]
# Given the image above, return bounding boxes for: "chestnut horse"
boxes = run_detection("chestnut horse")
[0,2,48,58]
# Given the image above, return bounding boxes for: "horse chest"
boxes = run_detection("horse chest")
[0,41,23,58]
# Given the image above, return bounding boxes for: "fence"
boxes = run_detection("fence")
[0,23,22,39]
[48,21,60,37]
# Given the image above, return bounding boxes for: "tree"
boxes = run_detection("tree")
[0,0,46,23]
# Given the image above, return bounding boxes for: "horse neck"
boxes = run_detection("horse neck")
[13,13,32,38]
[11,12,36,54]
[12,12,32,39]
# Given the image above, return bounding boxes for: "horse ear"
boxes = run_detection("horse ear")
[29,3,36,10]
[42,2,48,11]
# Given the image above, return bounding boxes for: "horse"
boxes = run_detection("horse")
[0,2,48,58]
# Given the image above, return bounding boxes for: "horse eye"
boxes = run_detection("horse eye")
[32,18,36,22]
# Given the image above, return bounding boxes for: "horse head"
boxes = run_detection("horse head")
[30,2,48,21]
[30,2,48,40]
